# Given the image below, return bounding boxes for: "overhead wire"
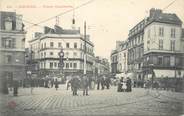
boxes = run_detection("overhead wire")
[25,0,95,30]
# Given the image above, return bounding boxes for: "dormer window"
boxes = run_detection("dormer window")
[5,17,13,31]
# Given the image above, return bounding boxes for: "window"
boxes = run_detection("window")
[50,62,53,69]
[66,43,70,48]
[50,52,53,55]
[6,55,12,63]
[164,56,170,66]
[73,52,77,57]
[54,62,57,67]
[44,43,46,48]
[65,52,69,57]
[73,63,77,69]
[44,52,46,57]
[41,53,43,58]
[58,42,62,48]
[159,39,163,50]
[70,63,72,68]
[153,56,157,65]
[159,27,164,37]
[170,40,175,51]
[171,28,176,38]
[44,62,46,69]
[74,43,77,48]
[138,63,141,69]
[158,57,163,65]
[170,56,175,66]
[2,38,15,48]
[66,63,69,69]
[50,42,54,48]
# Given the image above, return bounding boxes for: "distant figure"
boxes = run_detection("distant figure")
[101,76,105,90]
[13,80,19,96]
[97,76,101,90]
[117,77,124,92]
[81,75,89,96]
[126,77,132,92]
[122,80,127,92]
[51,79,54,88]
[105,77,111,89]
[54,79,59,90]
[30,78,34,94]
[44,79,49,88]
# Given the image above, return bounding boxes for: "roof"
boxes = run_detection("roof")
[148,9,182,26]
[44,25,80,35]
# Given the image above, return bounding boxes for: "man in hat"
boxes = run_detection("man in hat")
[81,74,89,96]
[70,75,80,96]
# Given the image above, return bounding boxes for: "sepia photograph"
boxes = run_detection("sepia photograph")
[0,0,184,116]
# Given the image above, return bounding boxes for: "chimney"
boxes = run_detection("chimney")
[149,8,162,18]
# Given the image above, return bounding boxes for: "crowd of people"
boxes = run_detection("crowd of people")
[1,74,133,96]
[117,77,132,92]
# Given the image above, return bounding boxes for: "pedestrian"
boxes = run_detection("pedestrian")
[70,76,80,96]
[97,76,101,90]
[101,75,105,90]
[81,74,89,96]
[30,78,34,94]
[13,79,19,96]
[51,79,54,88]
[105,77,110,89]
[126,77,132,92]
[54,79,59,90]
[122,80,127,92]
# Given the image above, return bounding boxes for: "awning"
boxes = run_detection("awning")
[153,69,175,78]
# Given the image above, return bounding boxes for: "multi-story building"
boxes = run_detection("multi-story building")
[0,11,26,83]
[127,19,147,87]
[94,56,110,77]
[29,25,94,78]
[117,41,128,78]
[143,8,184,80]
[110,41,128,79]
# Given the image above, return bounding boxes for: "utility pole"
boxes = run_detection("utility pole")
[84,21,87,75]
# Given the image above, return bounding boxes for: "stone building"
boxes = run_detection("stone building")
[28,25,94,78]
[0,11,26,86]
[143,8,184,80]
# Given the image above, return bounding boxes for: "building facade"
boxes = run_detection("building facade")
[29,25,94,78]
[143,8,184,80]
[0,11,26,83]
[127,19,147,87]
[110,41,128,79]
[94,56,110,77]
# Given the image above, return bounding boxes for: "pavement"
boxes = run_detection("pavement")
[0,85,184,116]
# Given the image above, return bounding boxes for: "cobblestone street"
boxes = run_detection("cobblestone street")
[0,85,184,116]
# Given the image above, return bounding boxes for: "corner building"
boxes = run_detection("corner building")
[29,26,94,78]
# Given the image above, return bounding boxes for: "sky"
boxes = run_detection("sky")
[1,0,184,60]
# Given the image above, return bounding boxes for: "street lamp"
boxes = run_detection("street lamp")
[58,47,64,77]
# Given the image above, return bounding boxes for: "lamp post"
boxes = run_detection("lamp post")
[58,47,64,77]
[84,21,87,75]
